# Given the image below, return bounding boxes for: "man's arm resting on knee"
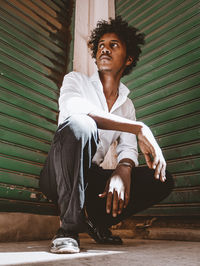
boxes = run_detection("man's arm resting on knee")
[88,110,166,182]
[90,110,166,217]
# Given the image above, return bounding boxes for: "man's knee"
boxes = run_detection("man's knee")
[59,114,98,143]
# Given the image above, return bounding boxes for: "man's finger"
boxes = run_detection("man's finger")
[160,161,167,182]
[99,191,107,198]
[144,153,153,169]
[118,191,124,214]
[154,160,162,180]
[112,189,118,217]
[124,191,129,208]
[152,154,159,170]
[106,191,113,214]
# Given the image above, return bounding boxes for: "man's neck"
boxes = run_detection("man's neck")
[98,71,121,99]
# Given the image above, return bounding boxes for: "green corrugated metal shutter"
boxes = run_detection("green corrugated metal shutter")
[116,0,200,215]
[0,0,73,214]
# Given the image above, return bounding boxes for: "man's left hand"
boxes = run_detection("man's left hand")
[99,165,132,217]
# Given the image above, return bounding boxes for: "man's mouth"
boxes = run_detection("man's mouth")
[99,55,112,60]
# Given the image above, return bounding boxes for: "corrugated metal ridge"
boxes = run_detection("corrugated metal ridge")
[0,169,39,188]
[126,0,186,30]
[0,14,63,62]
[0,16,64,68]
[126,0,198,34]
[117,0,150,19]
[0,76,57,110]
[27,0,59,18]
[2,0,65,50]
[0,100,58,132]
[134,83,199,111]
[0,16,65,67]
[137,99,199,122]
[155,128,199,146]
[0,0,73,214]
[47,0,66,10]
[0,51,58,91]
[130,75,199,107]
[0,36,64,80]
[0,27,62,71]
[153,203,200,207]
[0,113,54,142]
[141,20,200,60]
[0,65,58,100]
[0,154,42,176]
[173,172,200,188]
[131,74,199,106]
[150,112,200,133]
[140,2,199,39]
[0,87,57,121]
[0,127,51,152]
[19,0,62,31]
[0,198,57,215]
[126,49,200,90]
[0,141,47,165]
[0,182,47,203]
[123,2,199,84]
[126,48,200,92]
[126,29,200,85]
[135,87,199,117]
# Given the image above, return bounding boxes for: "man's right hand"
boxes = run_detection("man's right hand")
[89,112,166,182]
[137,124,166,182]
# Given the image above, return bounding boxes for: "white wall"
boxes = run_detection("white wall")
[73,0,115,76]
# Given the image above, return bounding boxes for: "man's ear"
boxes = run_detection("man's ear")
[126,56,133,66]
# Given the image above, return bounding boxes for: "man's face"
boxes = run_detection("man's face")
[96,33,132,76]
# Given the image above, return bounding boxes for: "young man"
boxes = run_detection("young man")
[40,17,174,254]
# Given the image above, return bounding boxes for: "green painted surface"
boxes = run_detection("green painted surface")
[0,88,57,121]
[0,63,58,100]
[0,113,54,142]
[0,101,57,132]
[0,77,57,111]
[0,198,58,215]
[0,0,73,214]
[0,170,39,188]
[116,0,200,215]
[0,156,42,176]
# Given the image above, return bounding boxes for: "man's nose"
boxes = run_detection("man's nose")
[101,46,111,54]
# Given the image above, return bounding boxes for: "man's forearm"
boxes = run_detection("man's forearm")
[88,111,143,136]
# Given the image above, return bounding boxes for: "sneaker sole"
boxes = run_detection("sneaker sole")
[50,245,80,254]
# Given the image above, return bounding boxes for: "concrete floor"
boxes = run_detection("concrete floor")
[0,237,199,266]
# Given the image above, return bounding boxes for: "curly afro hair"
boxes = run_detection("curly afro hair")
[88,16,145,77]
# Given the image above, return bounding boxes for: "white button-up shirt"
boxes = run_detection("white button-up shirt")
[58,71,138,166]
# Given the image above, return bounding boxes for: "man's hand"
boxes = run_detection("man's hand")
[99,165,131,217]
[138,124,166,182]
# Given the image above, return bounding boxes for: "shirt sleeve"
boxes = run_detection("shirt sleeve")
[58,72,98,124]
[116,99,139,166]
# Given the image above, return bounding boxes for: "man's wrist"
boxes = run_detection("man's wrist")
[117,159,135,169]
[118,161,133,169]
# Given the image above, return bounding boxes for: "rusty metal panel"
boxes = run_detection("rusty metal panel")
[116,0,200,215]
[0,0,74,214]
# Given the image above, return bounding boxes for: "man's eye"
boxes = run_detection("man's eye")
[111,43,118,48]
[99,44,104,49]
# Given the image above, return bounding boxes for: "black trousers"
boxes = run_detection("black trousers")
[39,114,174,233]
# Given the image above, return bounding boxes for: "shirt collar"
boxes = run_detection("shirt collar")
[90,71,130,97]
